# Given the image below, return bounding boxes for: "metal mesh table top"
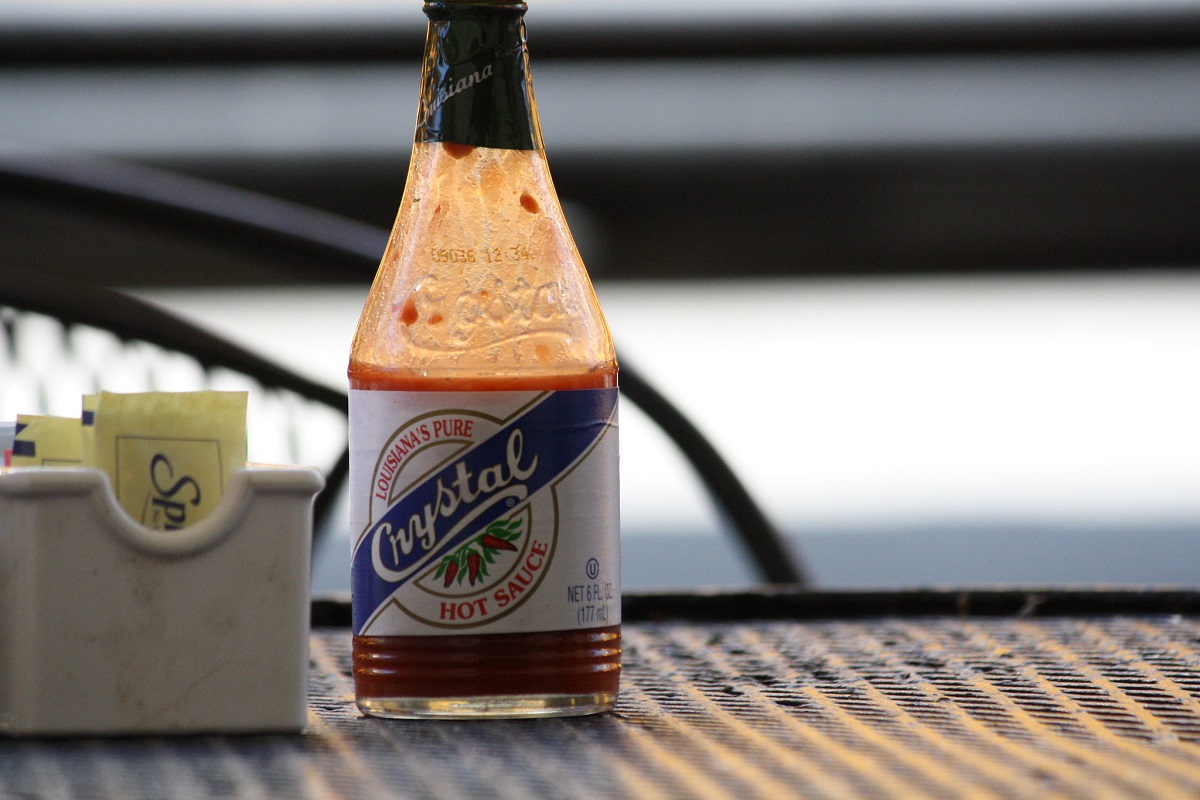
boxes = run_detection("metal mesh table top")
[5,590,1200,799]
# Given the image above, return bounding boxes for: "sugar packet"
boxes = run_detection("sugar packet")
[1,421,15,467]
[10,415,83,467]
[91,391,248,530]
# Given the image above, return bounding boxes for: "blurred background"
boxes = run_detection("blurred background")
[2,0,1199,590]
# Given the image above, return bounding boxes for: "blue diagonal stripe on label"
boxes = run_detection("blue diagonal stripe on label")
[351,388,617,633]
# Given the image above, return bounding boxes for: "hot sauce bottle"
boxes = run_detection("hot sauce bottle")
[348,0,620,718]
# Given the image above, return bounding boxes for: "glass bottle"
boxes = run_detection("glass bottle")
[347,0,620,718]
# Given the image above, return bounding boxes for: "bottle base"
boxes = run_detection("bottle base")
[356,692,618,720]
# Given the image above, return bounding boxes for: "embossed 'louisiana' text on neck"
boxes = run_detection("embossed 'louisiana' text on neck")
[421,63,495,129]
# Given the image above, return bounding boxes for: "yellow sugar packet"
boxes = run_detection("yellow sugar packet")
[10,414,83,467]
[92,391,248,530]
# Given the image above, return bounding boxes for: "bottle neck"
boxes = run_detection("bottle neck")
[415,1,543,151]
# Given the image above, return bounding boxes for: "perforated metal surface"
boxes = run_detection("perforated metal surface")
[4,610,1200,798]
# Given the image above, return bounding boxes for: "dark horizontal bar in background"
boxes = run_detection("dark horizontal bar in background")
[622,588,1200,621]
[310,588,1200,628]
[2,6,1200,65]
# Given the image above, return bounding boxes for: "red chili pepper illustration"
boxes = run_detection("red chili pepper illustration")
[481,533,517,552]
[436,518,522,589]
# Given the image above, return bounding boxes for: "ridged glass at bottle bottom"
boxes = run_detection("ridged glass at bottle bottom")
[353,625,621,718]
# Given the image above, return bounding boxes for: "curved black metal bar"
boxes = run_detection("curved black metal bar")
[0,146,806,585]
[616,360,805,585]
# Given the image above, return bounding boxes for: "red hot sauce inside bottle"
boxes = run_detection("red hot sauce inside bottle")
[347,1,620,718]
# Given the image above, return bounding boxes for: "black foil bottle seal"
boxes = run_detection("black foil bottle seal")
[415,2,541,151]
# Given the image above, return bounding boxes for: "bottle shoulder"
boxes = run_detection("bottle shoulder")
[350,143,615,381]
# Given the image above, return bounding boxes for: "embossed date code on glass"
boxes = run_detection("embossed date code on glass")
[349,389,620,637]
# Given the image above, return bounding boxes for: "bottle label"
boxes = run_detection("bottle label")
[349,388,620,636]
[416,2,538,150]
